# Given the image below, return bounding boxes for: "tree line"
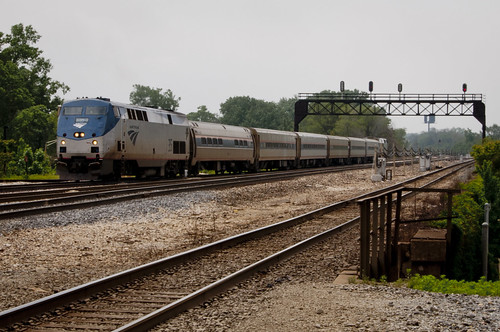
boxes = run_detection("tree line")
[1,23,498,178]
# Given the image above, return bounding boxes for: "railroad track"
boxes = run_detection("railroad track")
[0,156,444,220]
[0,163,378,220]
[0,160,473,331]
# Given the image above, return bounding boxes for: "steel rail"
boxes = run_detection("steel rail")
[0,160,473,329]
[0,163,371,219]
[0,180,100,193]
[0,177,196,204]
[0,156,435,205]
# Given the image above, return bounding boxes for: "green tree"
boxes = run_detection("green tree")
[7,138,30,176]
[487,124,500,140]
[445,140,500,280]
[0,23,68,132]
[0,139,16,176]
[298,90,342,134]
[275,97,296,131]
[129,84,180,111]
[29,148,53,174]
[471,139,500,176]
[390,128,408,150]
[11,105,57,150]
[406,128,482,155]
[219,96,281,129]
[187,105,219,123]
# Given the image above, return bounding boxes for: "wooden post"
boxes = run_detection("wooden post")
[446,192,453,276]
[385,193,393,278]
[378,195,386,276]
[394,190,402,279]
[371,198,379,278]
[392,144,396,176]
[446,192,453,248]
[359,200,371,278]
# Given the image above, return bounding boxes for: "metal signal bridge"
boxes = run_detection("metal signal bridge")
[294,93,486,138]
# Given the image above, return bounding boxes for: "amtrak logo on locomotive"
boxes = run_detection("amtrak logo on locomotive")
[73,117,88,129]
[128,130,139,145]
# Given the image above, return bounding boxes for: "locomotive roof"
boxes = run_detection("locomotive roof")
[63,98,186,116]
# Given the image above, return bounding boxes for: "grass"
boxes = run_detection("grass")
[407,274,500,297]
[352,273,500,297]
[1,174,59,181]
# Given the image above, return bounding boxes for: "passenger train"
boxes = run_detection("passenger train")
[56,98,386,180]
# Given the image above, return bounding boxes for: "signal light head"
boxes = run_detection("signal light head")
[462,83,467,93]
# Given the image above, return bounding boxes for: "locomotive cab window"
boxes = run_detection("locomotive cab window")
[86,106,107,115]
[63,107,83,115]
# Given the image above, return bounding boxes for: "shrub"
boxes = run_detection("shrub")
[408,274,500,297]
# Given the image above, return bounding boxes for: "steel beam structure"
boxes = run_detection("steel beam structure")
[294,93,486,138]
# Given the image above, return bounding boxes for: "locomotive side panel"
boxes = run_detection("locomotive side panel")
[118,106,190,177]
[122,117,189,163]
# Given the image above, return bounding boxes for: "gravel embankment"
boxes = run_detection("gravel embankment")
[2,164,496,332]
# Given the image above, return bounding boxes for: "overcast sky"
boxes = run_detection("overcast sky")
[2,0,499,134]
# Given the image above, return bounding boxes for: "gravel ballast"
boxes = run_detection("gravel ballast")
[2,164,496,331]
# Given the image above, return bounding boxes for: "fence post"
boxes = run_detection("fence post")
[359,200,371,278]
[371,198,379,278]
[393,190,402,278]
[385,193,393,277]
[378,195,386,277]
[482,203,491,279]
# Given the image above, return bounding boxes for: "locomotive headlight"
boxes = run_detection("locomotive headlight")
[74,132,79,138]
[92,140,98,145]
[61,140,66,145]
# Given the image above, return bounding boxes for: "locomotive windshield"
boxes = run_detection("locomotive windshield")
[63,106,83,115]
[86,106,107,115]
[61,106,107,116]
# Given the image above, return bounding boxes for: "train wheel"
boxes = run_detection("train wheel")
[190,164,199,176]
